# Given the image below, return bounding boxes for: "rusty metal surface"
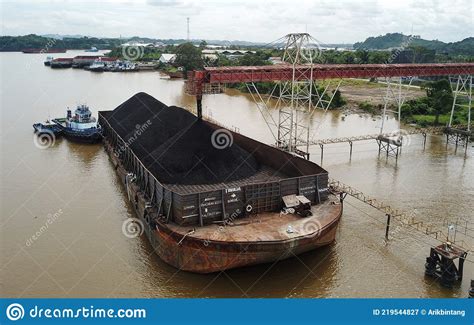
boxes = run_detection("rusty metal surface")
[434,244,468,260]
[154,218,341,273]
[104,139,343,273]
[185,63,474,95]
[167,195,342,243]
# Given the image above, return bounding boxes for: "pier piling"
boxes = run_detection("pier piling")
[424,243,467,288]
[385,214,391,240]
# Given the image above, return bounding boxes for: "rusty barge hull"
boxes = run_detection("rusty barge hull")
[105,139,342,273]
[98,97,342,273]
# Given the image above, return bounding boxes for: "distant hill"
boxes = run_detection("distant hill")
[0,34,123,51]
[1,33,472,57]
[354,33,474,56]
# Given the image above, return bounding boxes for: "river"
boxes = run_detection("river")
[0,51,472,298]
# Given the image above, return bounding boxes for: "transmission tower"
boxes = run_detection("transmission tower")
[276,33,316,158]
[187,17,190,41]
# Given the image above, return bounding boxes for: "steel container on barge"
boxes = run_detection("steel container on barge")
[98,95,342,273]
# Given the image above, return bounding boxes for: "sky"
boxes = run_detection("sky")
[0,0,472,44]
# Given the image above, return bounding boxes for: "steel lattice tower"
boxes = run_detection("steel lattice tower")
[276,33,319,158]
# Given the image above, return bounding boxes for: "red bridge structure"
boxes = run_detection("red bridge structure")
[186,34,473,159]
[188,63,474,90]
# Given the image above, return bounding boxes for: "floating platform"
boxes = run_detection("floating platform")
[99,93,342,273]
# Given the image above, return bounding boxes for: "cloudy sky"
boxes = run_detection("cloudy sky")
[1,0,472,43]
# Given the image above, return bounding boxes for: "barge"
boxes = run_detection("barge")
[50,58,73,68]
[22,48,66,53]
[99,93,342,273]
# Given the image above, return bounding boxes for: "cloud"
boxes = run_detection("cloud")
[1,0,472,43]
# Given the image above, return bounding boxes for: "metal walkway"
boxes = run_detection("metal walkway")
[329,179,472,253]
[311,124,471,146]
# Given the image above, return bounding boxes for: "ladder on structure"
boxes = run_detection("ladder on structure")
[330,178,471,287]
[329,178,472,252]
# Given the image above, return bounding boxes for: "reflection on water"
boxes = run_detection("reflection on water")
[0,52,472,298]
[65,142,102,166]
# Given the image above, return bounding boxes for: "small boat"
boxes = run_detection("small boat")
[110,60,138,72]
[44,56,54,66]
[85,60,105,72]
[52,105,102,143]
[85,47,99,52]
[33,121,63,135]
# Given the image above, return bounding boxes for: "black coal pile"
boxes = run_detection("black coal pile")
[107,92,260,185]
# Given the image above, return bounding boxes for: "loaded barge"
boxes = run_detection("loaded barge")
[99,93,342,273]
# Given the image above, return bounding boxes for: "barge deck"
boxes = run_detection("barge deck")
[99,93,343,273]
[105,138,342,273]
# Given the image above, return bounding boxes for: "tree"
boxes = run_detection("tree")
[174,42,203,75]
[199,40,207,49]
[425,79,453,125]
[237,51,270,66]
[355,50,369,64]
[330,90,346,108]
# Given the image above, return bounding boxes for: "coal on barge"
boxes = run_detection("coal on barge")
[99,93,342,273]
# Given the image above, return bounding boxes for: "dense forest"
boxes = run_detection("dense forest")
[0,34,125,51]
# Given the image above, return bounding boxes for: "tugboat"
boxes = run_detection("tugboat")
[85,46,99,52]
[52,105,102,143]
[43,56,54,66]
[85,59,105,72]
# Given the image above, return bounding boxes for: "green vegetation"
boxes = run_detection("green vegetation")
[234,82,346,109]
[174,43,203,74]
[321,49,391,64]
[331,90,346,108]
[401,79,470,127]
[0,34,123,51]
[353,33,474,62]
[425,79,453,124]
[358,101,380,114]
[321,46,472,64]
[107,45,175,60]
[354,33,474,55]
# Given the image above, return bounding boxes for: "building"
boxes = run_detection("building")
[201,49,256,61]
[159,54,176,64]
[269,56,284,65]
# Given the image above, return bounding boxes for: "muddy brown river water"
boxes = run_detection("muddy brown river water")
[1,51,472,298]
